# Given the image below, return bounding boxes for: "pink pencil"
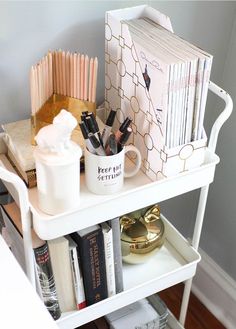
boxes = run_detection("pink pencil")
[48,52,53,96]
[80,54,85,100]
[57,50,62,95]
[73,53,77,99]
[70,53,74,98]
[66,51,70,97]
[84,55,89,101]
[92,57,98,103]
[88,57,94,102]
[51,51,57,94]
[44,55,49,101]
[56,51,61,95]
[61,51,66,96]
[77,53,81,99]
[34,65,39,112]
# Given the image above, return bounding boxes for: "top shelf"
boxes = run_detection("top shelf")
[29,148,219,240]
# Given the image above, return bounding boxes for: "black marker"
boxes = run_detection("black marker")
[101,109,116,147]
[85,114,103,146]
[115,117,132,142]
[81,111,89,126]
[88,133,106,156]
[79,121,96,154]
[106,133,117,155]
[118,126,132,152]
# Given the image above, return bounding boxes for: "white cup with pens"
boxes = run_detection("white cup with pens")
[84,144,141,195]
[81,111,142,195]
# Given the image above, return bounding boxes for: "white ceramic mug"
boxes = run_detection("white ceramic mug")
[85,145,141,194]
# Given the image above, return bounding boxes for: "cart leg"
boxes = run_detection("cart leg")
[179,185,210,325]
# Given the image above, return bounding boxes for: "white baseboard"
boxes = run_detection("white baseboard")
[191,248,236,329]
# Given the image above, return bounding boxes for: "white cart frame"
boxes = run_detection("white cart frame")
[0,81,233,329]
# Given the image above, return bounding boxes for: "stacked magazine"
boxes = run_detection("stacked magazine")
[123,17,213,148]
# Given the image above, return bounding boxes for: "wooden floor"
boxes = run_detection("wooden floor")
[159,283,226,329]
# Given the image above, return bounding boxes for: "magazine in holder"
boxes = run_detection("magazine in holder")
[105,5,208,181]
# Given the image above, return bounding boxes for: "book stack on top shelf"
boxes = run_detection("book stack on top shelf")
[105,5,213,180]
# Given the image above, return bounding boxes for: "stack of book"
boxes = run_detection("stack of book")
[123,17,213,148]
[0,195,124,316]
[2,119,37,188]
[1,118,85,188]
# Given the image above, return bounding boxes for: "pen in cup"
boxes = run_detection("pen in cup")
[115,117,132,142]
[88,132,106,156]
[79,121,96,154]
[118,126,132,152]
[85,114,103,146]
[101,109,116,147]
[106,133,117,155]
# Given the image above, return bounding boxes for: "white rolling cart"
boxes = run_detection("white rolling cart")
[0,81,233,329]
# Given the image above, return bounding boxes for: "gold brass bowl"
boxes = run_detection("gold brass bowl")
[120,204,165,264]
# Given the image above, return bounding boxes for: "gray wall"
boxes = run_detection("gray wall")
[0,1,236,279]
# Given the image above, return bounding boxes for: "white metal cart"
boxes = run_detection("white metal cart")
[0,81,233,329]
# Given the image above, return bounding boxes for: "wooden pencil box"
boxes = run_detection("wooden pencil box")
[30,50,97,146]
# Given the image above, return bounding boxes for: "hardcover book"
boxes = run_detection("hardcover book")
[71,225,108,306]
[0,202,61,320]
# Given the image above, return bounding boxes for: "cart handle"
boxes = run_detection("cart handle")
[208,81,233,153]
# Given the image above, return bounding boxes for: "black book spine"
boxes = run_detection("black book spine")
[71,227,108,306]
[34,242,61,320]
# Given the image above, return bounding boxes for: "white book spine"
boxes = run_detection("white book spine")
[102,223,116,297]
[69,246,86,309]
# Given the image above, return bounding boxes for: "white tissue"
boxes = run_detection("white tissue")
[34,109,78,153]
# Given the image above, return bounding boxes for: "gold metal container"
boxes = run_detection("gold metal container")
[31,94,96,146]
[120,204,165,264]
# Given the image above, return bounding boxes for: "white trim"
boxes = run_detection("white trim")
[191,248,236,329]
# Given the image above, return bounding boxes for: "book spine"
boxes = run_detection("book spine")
[34,242,61,320]
[102,224,116,297]
[69,245,86,309]
[108,217,124,294]
[72,227,108,306]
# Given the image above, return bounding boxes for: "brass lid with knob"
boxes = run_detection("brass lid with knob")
[120,204,165,264]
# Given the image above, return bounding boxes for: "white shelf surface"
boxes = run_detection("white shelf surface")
[29,148,219,240]
[56,214,200,329]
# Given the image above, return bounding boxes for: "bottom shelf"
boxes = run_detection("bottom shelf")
[57,214,200,329]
